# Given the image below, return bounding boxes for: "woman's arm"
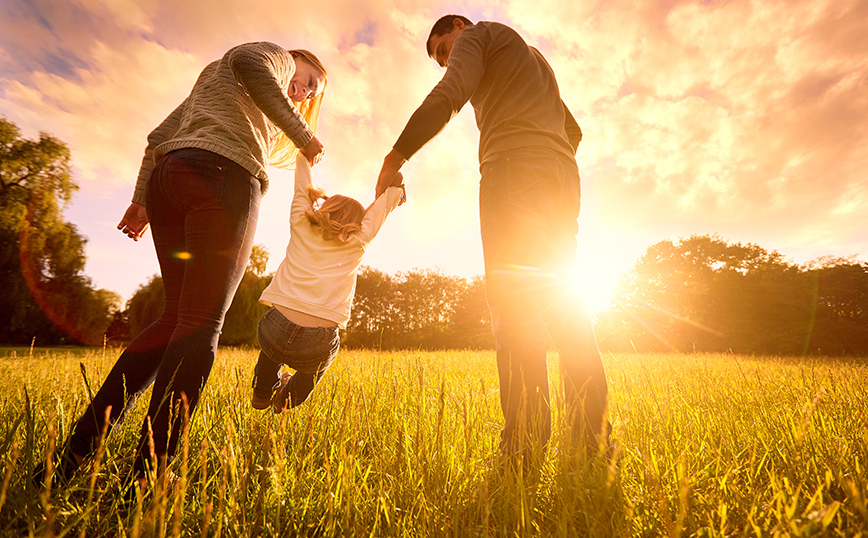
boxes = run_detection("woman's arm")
[228,43,314,150]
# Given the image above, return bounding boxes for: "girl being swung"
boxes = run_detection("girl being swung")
[252,155,405,411]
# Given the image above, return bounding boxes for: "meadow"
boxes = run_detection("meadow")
[0,347,866,537]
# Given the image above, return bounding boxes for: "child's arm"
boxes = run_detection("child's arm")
[290,154,315,221]
[358,175,404,245]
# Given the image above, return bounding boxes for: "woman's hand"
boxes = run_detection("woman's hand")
[300,136,325,166]
[117,202,149,241]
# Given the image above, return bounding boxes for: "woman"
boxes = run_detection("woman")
[43,42,328,488]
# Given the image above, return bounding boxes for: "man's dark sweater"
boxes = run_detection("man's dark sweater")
[394,21,582,164]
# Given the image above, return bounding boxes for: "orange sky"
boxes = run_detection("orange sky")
[1,0,866,313]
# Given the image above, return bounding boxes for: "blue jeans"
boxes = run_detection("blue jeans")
[479,150,609,453]
[253,307,340,408]
[69,148,261,472]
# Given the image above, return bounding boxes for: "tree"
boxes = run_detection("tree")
[344,266,397,349]
[803,257,868,355]
[0,117,118,345]
[127,275,165,339]
[345,267,494,350]
[597,235,814,354]
[221,244,272,345]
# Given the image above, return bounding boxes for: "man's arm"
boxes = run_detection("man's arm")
[376,28,486,197]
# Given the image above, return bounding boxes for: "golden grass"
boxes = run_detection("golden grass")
[0,348,866,536]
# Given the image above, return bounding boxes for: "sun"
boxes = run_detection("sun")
[570,263,620,315]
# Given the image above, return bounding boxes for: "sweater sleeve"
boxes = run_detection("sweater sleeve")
[132,99,185,205]
[562,101,583,155]
[228,43,314,150]
[392,28,486,160]
[358,187,403,245]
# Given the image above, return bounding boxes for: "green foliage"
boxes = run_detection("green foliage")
[127,275,166,339]
[0,117,118,345]
[1,348,866,536]
[344,267,493,350]
[221,271,271,346]
[596,235,868,356]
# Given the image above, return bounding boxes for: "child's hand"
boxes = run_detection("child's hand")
[392,172,407,205]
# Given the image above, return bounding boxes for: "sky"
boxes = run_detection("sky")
[1,0,866,314]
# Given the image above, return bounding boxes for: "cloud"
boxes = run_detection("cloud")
[1,0,867,301]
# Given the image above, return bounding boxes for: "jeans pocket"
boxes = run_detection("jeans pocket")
[257,309,288,358]
[503,161,555,222]
[164,150,227,211]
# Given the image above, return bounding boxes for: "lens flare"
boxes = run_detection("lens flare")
[174,251,192,260]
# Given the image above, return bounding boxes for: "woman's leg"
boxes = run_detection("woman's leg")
[134,149,261,474]
[65,155,184,464]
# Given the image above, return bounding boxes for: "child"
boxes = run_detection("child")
[251,154,404,412]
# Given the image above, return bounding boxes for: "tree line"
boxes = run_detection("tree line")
[593,235,868,356]
[3,118,868,355]
[114,261,494,350]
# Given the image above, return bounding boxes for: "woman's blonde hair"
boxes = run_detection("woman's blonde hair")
[304,187,365,243]
[269,49,328,169]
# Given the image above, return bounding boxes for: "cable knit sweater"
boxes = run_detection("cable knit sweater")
[259,156,403,329]
[132,42,314,205]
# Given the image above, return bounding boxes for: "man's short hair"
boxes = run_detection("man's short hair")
[426,15,474,57]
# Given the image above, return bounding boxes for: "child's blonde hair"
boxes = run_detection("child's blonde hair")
[304,187,365,243]
[269,49,328,169]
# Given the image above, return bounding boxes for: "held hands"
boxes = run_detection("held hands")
[392,172,407,206]
[117,202,149,241]
[300,136,325,166]
[376,149,407,199]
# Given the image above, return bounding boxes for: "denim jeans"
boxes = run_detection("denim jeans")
[253,307,340,408]
[69,148,261,473]
[479,150,609,453]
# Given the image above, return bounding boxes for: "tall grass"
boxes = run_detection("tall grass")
[0,348,866,536]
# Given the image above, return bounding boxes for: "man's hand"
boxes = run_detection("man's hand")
[376,149,407,198]
[117,202,149,241]
[300,135,325,166]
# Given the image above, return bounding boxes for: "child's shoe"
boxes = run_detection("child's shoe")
[251,392,273,410]
[271,372,292,414]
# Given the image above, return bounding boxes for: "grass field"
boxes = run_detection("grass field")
[0,347,866,537]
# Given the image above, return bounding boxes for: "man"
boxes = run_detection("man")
[376,15,610,458]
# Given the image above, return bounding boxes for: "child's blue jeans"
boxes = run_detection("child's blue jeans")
[253,307,340,408]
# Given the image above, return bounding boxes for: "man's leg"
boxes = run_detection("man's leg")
[480,156,557,455]
[540,157,610,445]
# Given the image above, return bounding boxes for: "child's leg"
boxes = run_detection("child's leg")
[252,350,282,399]
[251,307,289,408]
[284,369,321,407]
[272,325,340,412]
